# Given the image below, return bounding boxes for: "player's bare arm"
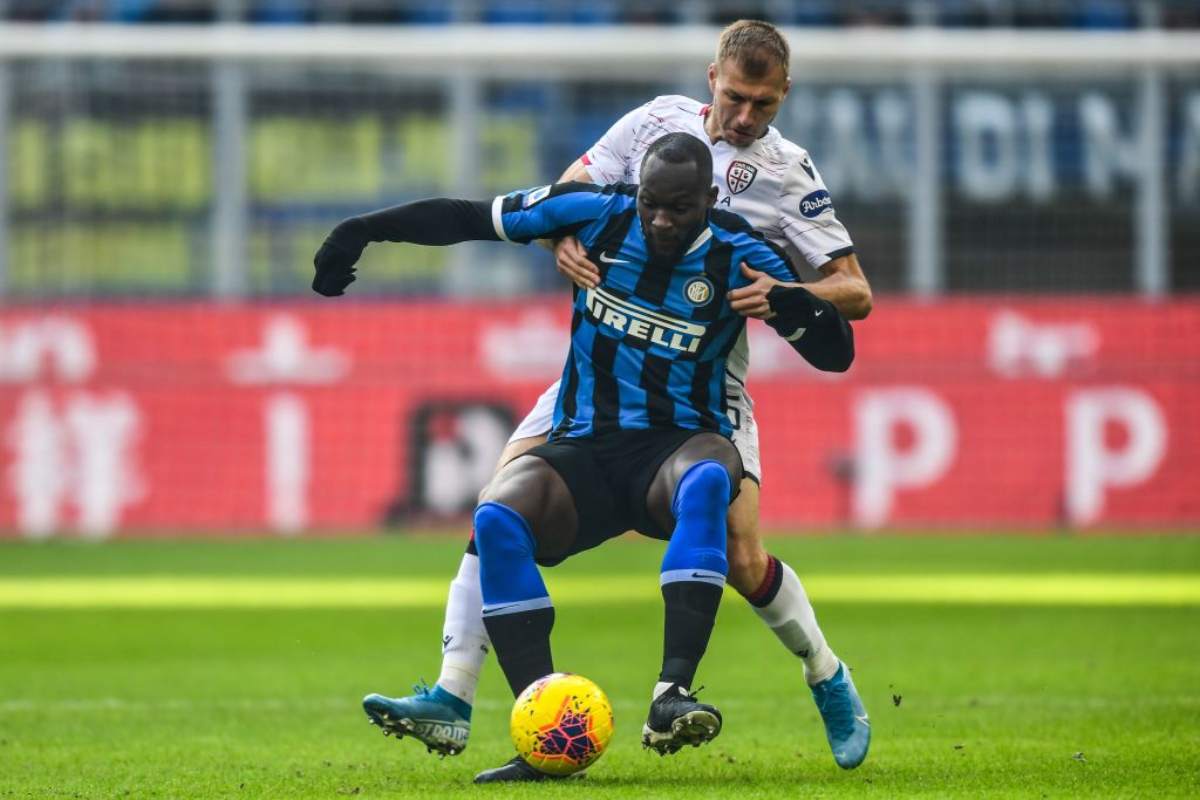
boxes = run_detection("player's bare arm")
[807,253,872,320]
[550,158,601,289]
[556,157,593,184]
[529,159,600,289]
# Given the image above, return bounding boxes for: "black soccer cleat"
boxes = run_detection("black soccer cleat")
[472,756,584,784]
[641,683,723,755]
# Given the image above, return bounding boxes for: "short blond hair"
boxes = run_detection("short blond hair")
[716,20,790,79]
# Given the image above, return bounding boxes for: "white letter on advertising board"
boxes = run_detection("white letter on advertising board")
[266,392,309,534]
[64,392,144,539]
[7,390,143,539]
[1066,388,1166,526]
[853,388,957,527]
[7,391,69,538]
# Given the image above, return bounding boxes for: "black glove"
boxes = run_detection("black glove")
[765,285,823,338]
[312,217,371,297]
[765,285,854,372]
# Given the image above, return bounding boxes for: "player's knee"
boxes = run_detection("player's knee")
[688,433,742,482]
[472,502,536,561]
[726,539,768,593]
[673,459,733,521]
[478,450,530,504]
[478,457,573,560]
[477,470,504,506]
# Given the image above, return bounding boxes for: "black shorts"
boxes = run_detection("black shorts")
[524,428,741,566]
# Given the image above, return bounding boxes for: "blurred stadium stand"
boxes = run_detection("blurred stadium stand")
[2,17,1197,297]
[3,0,1200,27]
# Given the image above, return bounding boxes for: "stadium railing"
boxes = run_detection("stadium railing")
[1,24,1198,297]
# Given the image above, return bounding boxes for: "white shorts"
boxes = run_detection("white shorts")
[508,378,762,483]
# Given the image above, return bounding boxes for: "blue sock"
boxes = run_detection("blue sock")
[658,460,731,687]
[473,502,549,613]
[661,460,731,584]
[473,501,555,696]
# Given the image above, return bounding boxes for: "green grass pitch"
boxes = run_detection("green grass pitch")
[1,534,1198,798]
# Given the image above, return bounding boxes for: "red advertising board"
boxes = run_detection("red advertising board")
[0,298,1196,537]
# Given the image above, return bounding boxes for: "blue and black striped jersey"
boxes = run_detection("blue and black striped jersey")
[491,181,800,440]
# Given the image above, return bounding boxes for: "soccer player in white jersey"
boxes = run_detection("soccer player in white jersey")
[361,20,874,772]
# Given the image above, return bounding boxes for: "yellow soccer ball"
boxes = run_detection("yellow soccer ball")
[510,672,614,776]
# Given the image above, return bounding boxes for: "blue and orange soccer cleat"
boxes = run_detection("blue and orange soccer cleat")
[362,683,471,756]
[810,661,871,769]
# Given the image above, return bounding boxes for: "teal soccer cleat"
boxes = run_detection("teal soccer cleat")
[362,683,471,756]
[810,662,871,769]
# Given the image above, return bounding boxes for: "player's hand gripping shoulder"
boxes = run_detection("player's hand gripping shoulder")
[554,236,600,290]
[728,263,787,320]
[547,157,601,290]
[312,218,371,297]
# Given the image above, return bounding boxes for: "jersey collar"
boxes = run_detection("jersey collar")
[685,227,713,256]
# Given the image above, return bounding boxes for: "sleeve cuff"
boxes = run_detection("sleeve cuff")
[580,150,615,184]
[821,246,855,264]
[491,195,511,242]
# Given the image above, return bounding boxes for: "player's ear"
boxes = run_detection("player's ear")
[782,77,792,99]
[705,185,719,208]
[707,62,718,92]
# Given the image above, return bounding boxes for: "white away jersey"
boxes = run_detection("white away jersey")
[582,95,855,274]
[508,98,847,475]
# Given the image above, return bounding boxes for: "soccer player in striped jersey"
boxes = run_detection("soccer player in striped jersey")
[347,20,873,774]
[313,131,858,782]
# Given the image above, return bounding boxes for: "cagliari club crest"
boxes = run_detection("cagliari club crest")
[726,160,758,194]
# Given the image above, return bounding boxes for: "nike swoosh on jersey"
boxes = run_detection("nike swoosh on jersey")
[815,309,823,316]
[599,252,631,264]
